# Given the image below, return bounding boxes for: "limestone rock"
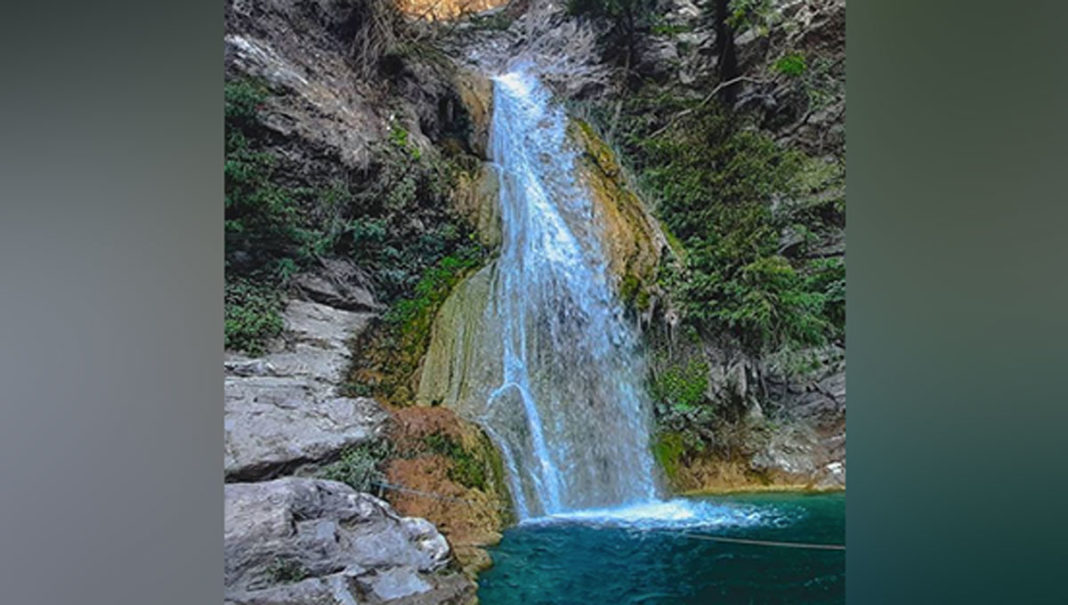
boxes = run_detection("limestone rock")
[452,68,494,159]
[225,0,387,169]
[225,299,387,480]
[451,162,502,249]
[224,478,476,604]
[293,258,380,313]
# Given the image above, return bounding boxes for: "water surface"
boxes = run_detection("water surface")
[479,491,845,604]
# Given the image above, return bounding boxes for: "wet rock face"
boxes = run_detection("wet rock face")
[224,478,476,605]
[225,299,387,481]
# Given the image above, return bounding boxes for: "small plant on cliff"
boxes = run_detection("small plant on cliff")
[726,0,776,36]
[318,440,393,493]
[772,52,807,77]
[423,432,487,491]
[265,557,309,585]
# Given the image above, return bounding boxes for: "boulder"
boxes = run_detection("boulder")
[224,478,476,604]
[292,258,381,313]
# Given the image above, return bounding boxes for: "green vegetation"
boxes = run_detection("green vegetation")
[423,432,487,490]
[589,87,844,356]
[652,431,685,483]
[726,0,776,36]
[772,52,807,77]
[266,557,309,584]
[317,439,393,493]
[224,76,482,356]
[347,244,485,405]
[224,278,285,356]
[575,69,844,465]
[649,357,709,415]
[384,246,485,330]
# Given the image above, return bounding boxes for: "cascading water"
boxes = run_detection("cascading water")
[419,63,766,528]
[482,65,660,519]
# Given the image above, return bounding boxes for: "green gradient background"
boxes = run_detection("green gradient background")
[849,0,1068,602]
[0,0,1066,603]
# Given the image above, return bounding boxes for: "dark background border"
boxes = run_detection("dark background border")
[1,0,1066,603]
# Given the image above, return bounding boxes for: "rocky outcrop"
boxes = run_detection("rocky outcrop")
[397,0,507,21]
[224,477,476,605]
[225,0,389,170]
[757,345,846,488]
[224,2,504,600]
[384,406,512,577]
[569,119,669,311]
[225,298,388,481]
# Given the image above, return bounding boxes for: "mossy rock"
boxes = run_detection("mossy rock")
[567,119,668,309]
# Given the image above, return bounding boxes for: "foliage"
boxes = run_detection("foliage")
[423,432,487,490]
[595,87,844,355]
[650,17,692,37]
[224,278,285,356]
[343,125,478,302]
[726,0,776,36]
[224,76,482,356]
[772,52,807,77]
[266,557,309,584]
[652,431,686,483]
[225,82,302,274]
[317,440,393,493]
[650,358,709,415]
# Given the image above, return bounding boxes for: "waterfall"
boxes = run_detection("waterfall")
[481,65,660,519]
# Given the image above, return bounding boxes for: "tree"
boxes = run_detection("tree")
[714,0,740,103]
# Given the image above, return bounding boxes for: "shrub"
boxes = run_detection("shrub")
[650,358,709,415]
[595,88,843,355]
[318,440,393,493]
[223,75,483,357]
[224,279,284,355]
[266,557,309,584]
[772,52,807,77]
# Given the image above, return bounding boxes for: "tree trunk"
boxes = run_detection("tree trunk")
[714,0,740,104]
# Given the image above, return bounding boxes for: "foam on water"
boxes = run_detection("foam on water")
[521,498,797,530]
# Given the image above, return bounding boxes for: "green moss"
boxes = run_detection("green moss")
[653,431,686,483]
[619,274,641,305]
[351,246,485,404]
